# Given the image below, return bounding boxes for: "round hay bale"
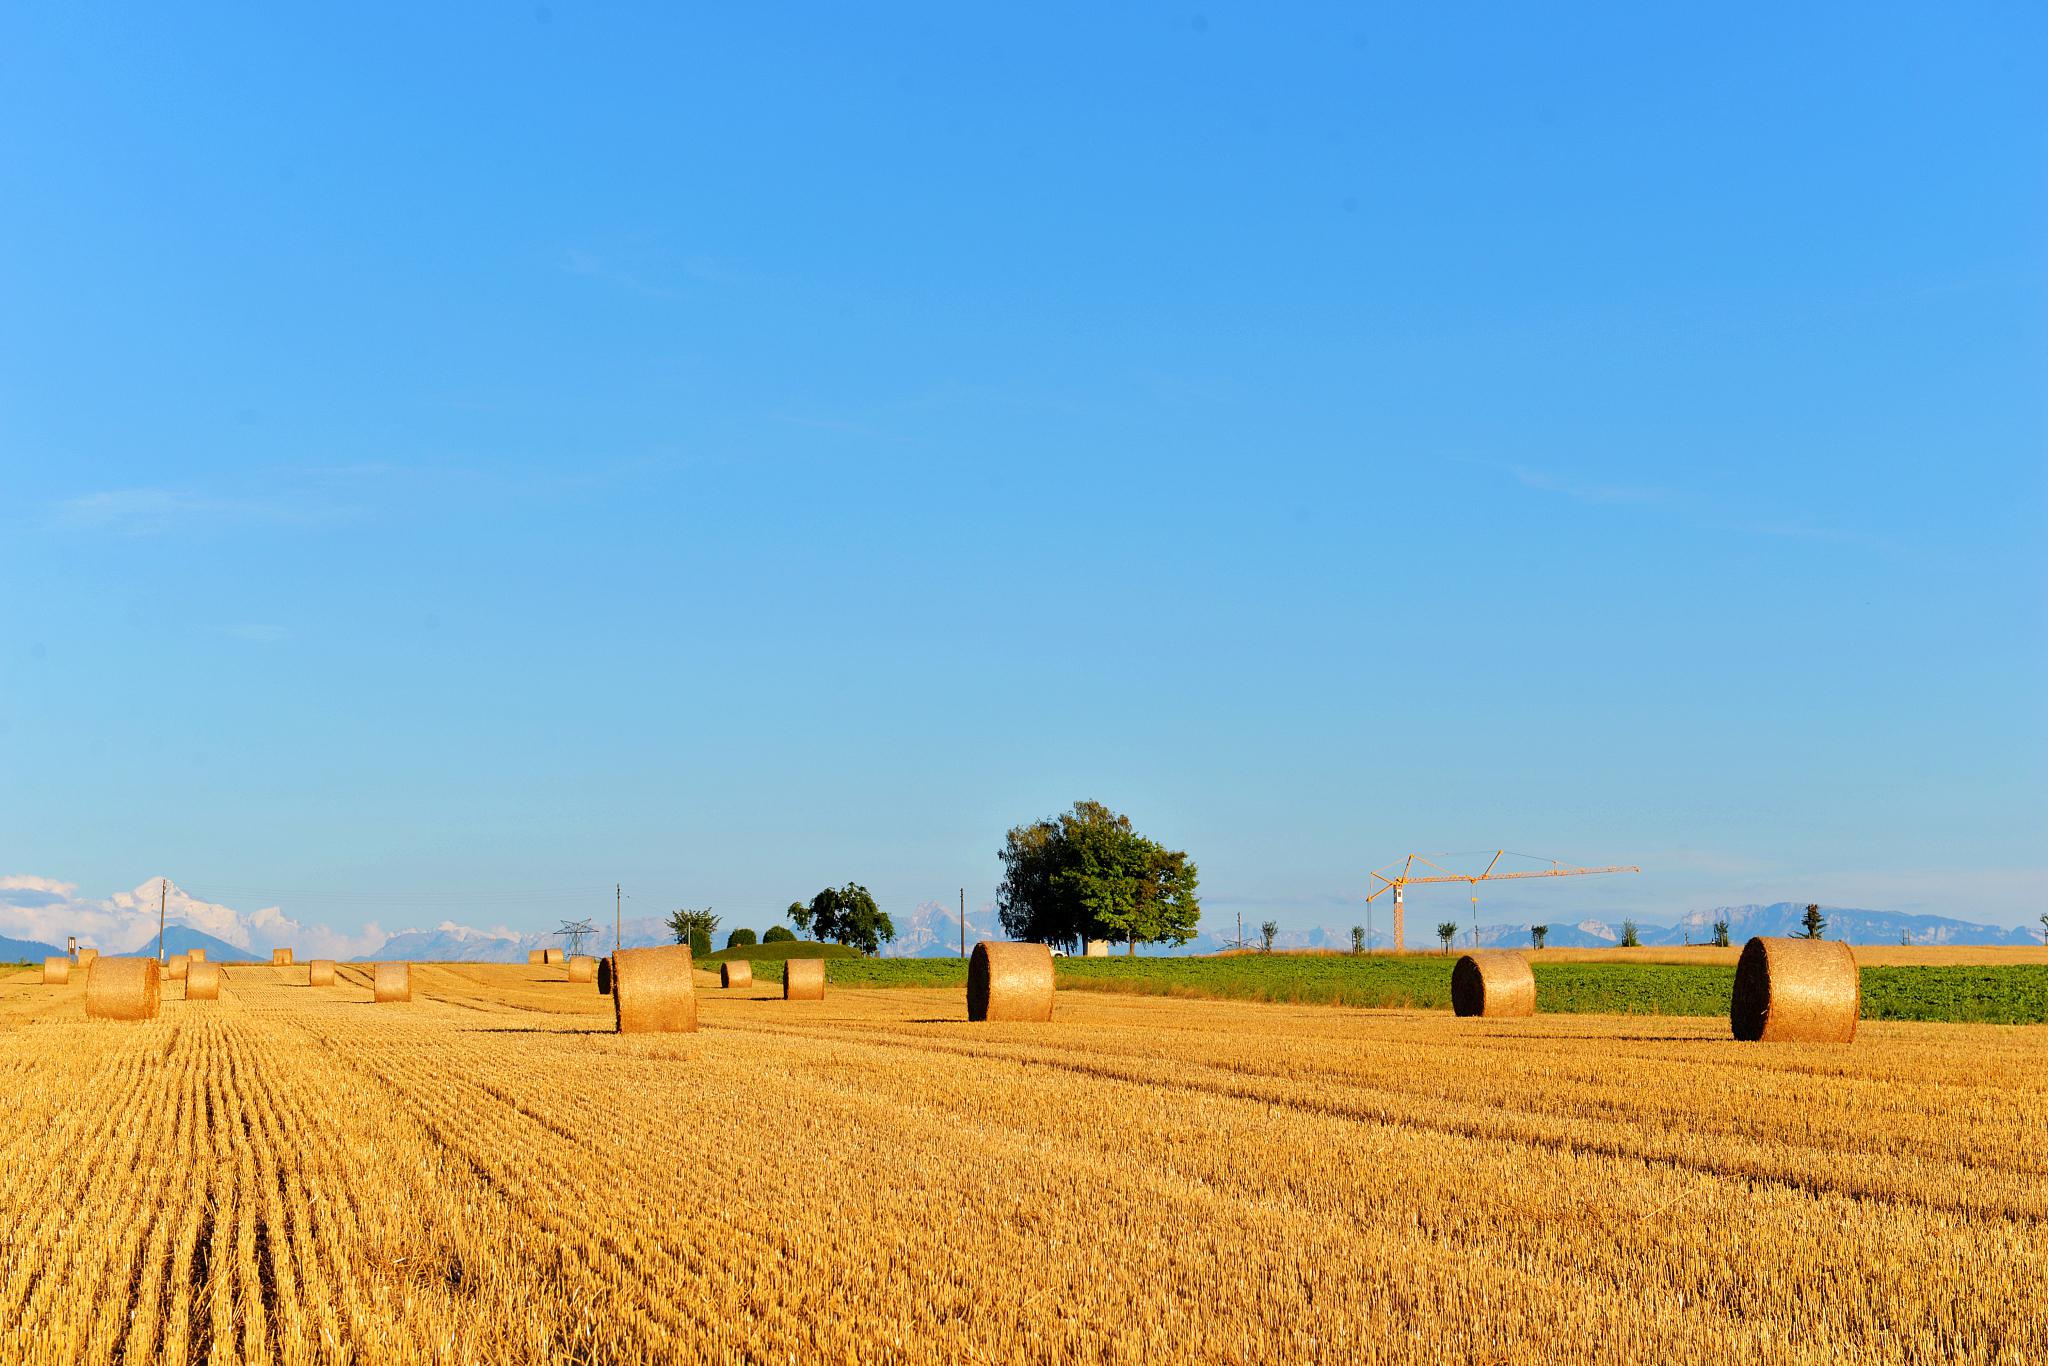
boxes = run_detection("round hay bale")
[543,948,564,964]
[77,948,100,969]
[165,955,189,981]
[967,941,1054,1023]
[42,956,70,985]
[85,957,161,1022]
[1731,937,1859,1043]
[187,948,205,962]
[612,945,697,1034]
[185,961,222,1001]
[527,949,546,966]
[597,955,613,995]
[783,957,826,1001]
[1083,939,1111,958]
[272,948,294,966]
[307,960,337,987]
[566,955,596,984]
[373,962,412,1003]
[720,959,753,989]
[1450,951,1536,1018]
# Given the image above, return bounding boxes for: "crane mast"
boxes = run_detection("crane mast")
[1364,852,1639,953]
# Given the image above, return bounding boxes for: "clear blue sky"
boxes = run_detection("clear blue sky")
[3,3,2042,937]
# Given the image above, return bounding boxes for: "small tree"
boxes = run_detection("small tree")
[725,928,757,950]
[762,925,796,944]
[1530,924,1548,950]
[1620,919,1640,948]
[1259,920,1278,952]
[796,883,896,956]
[1801,903,1826,940]
[1436,921,1458,953]
[1711,917,1730,948]
[667,907,718,956]
[2038,912,2046,946]
[1350,925,1365,955]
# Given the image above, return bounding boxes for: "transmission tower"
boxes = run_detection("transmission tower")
[558,918,597,958]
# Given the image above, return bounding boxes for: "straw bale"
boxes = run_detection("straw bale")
[374,962,412,1003]
[1083,939,1111,958]
[567,955,596,983]
[598,955,612,995]
[308,960,337,987]
[720,959,753,989]
[612,945,697,1033]
[42,957,69,985]
[527,949,546,966]
[272,948,294,966]
[1451,951,1536,1018]
[783,957,826,1001]
[543,948,564,964]
[1731,937,1859,1043]
[967,941,1055,1022]
[185,961,222,1001]
[77,949,99,969]
[86,957,161,1022]
[188,948,205,962]
[166,955,189,981]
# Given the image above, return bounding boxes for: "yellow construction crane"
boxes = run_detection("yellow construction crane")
[1365,852,1639,953]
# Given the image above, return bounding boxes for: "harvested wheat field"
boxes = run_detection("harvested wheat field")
[0,962,2041,1365]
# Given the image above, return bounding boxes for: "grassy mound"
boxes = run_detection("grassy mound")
[698,940,858,964]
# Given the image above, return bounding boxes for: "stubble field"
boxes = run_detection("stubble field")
[1,961,2041,1364]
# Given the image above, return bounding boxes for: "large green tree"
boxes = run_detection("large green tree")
[996,800,1200,955]
[793,883,896,956]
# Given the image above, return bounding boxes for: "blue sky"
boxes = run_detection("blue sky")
[2,3,2042,941]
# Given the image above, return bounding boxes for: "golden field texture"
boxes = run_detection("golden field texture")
[0,962,2041,1365]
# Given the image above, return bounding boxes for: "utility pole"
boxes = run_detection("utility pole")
[156,878,167,963]
[959,888,966,959]
[616,883,622,954]
[1366,902,1373,955]
[1236,911,1243,952]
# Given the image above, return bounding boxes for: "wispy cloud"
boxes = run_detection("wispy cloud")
[54,488,308,535]
[1466,458,1667,505]
[1741,520,1901,554]
[216,623,289,643]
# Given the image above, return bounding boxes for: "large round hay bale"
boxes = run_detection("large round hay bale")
[527,949,546,966]
[1451,951,1536,1018]
[783,957,826,1001]
[86,957,161,1021]
[188,948,205,961]
[597,955,613,995]
[543,948,564,964]
[566,955,596,984]
[1083,939,1111,958]
[612,945,697,1033]
[42,957,70,985]
[307,960,336,987]
[720,959,752,989]
[185,961,222,1001]
[967,941,1054,1022]
[77,948,100,969]
[271,948,294,966]
[373,962,412,1003]
[1731,937,1859,1042]
[165,955,189,981]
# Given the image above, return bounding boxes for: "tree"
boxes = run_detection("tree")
[762,925,797,944]
[798,883,896,956]
[1350,925,1365,955]
[1259,920,1278,953]
[1436,922,1458,953]
[2038,912,2046,947]
[1620,919,1640,948]
[1530,924,1548,950]
[996,801,1201,955]
[1801,903,1826,940]
[725,928,757,950]
[666,907,718,954]
[1712,918,1731,949]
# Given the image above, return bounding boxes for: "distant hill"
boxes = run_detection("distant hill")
[2,934,64,962]
[367,915,674,963]
[124,925,257,962]
[1462,902,2040,949]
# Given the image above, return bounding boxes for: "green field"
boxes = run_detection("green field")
[790,953,2048,1024]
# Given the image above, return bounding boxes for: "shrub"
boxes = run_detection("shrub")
[689,927,712,958]
[763,925,796,944]
[726,928,758,949]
